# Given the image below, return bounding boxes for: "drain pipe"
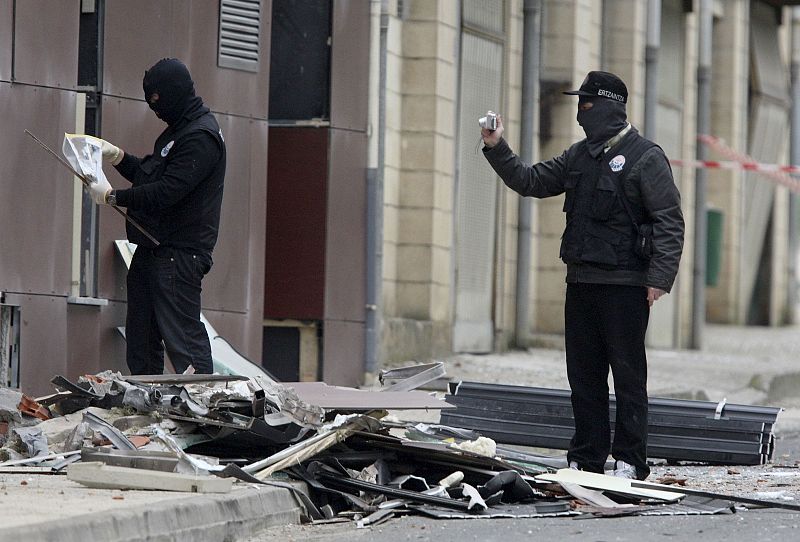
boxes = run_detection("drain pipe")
[644,0,661,140]
[364,0,388,383]
[789,6,800,324]
[691,0,712,349]
[515,0,542,346]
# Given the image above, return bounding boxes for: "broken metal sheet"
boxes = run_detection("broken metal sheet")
[460,483,489,511]
[67,461,233,493]
[122,374,250,385]
[81,446,180,472]
[51,375,104,399]
[630,480,800,512]
[379,362,446,392]
[315,472,473,511]
[0,450,81,467]
[82,411,136,450]
[12,426,49,458]
[356,508,396,528]
[250,415,383,479]
[558,481,632,508]
[154,426,222,475]
[44,453,82,471]
[215,464,323,522]
[409,501,577,519]
[0,466,62,474]
[582,497,734,517]
[536,469,684,502]
[257,380,326,427]
[163,412,254,430]
[285,382,455,411]
[405,423,556,473]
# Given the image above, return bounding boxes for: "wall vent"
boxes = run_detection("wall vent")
[218,0,261,72]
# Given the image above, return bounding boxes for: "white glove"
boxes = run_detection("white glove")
[99,139,123,165]
[85,173,113,205]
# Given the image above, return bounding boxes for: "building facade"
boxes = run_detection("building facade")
[3,0,800,394]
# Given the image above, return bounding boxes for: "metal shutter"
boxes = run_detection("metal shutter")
[453,32,504,353]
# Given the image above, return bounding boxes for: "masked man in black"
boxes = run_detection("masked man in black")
[481,71,684,480]
[88,58,226,375]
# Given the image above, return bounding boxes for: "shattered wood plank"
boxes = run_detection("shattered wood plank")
[67,462,233,493]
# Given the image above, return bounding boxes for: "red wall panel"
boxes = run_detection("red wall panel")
[265,127,328,319]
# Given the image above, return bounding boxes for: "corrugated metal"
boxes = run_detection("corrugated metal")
[453,32,503,353]
[103,0,271,120]
[11,0,80,88]
[329,0,369,130]
[462,0,505,35]
[0,83,76,294]
[265,127,328,320]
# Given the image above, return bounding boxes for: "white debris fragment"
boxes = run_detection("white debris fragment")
[450,436,496,458]
[755,490,795,501]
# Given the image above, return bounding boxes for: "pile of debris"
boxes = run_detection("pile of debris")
[0,365,797,528]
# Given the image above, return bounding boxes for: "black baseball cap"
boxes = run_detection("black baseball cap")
[563,71,628,104]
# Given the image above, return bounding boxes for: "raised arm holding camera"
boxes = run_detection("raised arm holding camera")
[481,71,685,481]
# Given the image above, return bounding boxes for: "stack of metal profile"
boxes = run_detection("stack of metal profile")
[440,381,782,466]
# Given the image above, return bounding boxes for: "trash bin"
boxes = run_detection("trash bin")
[706,207,723,287]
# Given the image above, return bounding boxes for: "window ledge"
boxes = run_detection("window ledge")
[67,296,109,307]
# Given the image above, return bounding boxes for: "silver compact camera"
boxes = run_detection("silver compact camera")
[478,110,498,131]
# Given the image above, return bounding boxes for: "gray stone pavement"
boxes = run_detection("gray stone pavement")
[6,323,800,541]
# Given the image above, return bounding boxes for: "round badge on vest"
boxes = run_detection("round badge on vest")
[609,154,626,172]
[161,140,175,157]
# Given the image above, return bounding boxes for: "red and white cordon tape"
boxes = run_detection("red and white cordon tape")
[670,134,800,193]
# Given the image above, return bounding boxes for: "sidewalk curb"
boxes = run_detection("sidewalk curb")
[0,482,305,542]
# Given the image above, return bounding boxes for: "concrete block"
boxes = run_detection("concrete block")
[397,244,433,281]
[396,281,431,319]
[68,462,233,493]
[398,207,433,245]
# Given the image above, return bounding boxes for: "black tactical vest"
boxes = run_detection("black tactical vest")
[559,131,656,270]
[127,112,226,251]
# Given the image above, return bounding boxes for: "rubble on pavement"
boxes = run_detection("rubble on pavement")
[1,363,799,528]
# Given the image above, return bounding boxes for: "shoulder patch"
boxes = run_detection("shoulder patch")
[161,140,175,157]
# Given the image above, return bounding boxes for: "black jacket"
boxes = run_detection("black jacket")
[114,108,226,252]
[483,128,684,292]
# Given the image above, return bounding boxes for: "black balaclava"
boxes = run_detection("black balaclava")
[142,58,202,126]
[577,95,628,158]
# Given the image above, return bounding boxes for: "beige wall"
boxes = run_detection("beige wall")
[378,0,795,363]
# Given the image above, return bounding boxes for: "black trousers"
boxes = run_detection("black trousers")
[564,282,650,479]
[126,246,213,375]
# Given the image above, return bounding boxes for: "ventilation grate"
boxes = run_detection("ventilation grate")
[218,0,261,72]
